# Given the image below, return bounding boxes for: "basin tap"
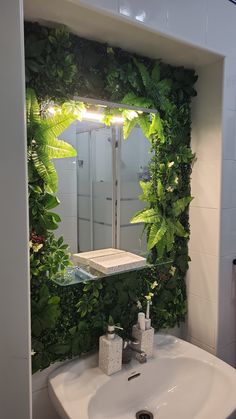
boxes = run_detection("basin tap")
[122,339,147,364]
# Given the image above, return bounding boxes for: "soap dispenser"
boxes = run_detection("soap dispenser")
[99,323,123,376]
[132,301,154,358]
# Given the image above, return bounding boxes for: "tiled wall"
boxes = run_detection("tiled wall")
[75,0,236,366]
[23,1,236,417]
[186,60,223,354]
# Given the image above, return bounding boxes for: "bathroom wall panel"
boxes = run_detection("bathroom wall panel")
[217,255,236,347]
[32,388,60,419]
[191,160,221,209]
[189,207,220,257]
[206,0,236,56]
[187,293,217,349]
[224,57,236,112]
[186,252,219,303]
[222,109,236,159]
[166,0,207,46]
[118,0,167,32]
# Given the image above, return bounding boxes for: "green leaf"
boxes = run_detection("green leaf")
[133,58,150,88]
[42,194,60,210]
[130,208,158,224]
[151,62,161,83]
[148,114,165,143]
[172,196,192,217]
[123,118,137,139]
[44,138,77,159]
[147,220,167,250]
[138,114,151,138]
[174,221,189,238]
[157,179,164,200]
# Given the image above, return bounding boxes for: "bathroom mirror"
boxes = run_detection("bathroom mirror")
[54,99,153,256]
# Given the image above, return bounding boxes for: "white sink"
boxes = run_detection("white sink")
[49,335,236,419]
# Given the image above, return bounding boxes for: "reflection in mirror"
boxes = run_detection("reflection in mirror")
[54,101,151,257]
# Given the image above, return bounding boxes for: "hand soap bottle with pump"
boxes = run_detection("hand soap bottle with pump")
[99,319,123,376]
[132,301,154,358]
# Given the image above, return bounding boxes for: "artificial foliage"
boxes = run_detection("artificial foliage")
[25,22,197,373]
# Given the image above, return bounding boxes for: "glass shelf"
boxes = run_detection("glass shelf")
[52,259,173,287]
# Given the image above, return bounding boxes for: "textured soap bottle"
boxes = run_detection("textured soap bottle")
[132,301,154,358]
[99,324,123,375]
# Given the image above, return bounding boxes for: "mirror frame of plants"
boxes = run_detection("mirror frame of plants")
[25,22,197,373]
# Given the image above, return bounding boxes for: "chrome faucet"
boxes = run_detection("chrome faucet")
[122,338,147,364]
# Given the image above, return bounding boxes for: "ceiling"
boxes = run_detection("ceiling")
[24,0,223,68]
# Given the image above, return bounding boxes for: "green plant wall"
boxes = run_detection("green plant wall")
[25,22,197,373]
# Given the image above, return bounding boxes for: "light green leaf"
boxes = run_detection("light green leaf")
[123,117,137,139]
[130,208,158,224]
[148,113,165,143]
[138,114,151,139]
[147,221,167,250]
[45,138,77,159]
[174,221,189,238]
[157,179,164,199]
[172,196,192,217]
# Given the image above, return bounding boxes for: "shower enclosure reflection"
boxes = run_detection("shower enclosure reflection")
[55,106,151,255]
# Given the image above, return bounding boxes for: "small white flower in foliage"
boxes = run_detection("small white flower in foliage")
[151,281,158,289]
[169,266,176,276]
[137,300,142,309]
[168,161,174,168]
[167,186,174,192]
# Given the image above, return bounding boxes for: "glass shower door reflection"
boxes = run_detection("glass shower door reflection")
[77,125,113,252]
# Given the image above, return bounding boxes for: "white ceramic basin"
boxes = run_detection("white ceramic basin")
[49,335,236,419]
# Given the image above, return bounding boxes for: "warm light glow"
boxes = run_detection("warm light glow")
[81,110,124,124]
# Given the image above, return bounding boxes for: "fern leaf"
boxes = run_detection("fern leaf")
[147,220,167,250]
[123,118,137,139]
[138,114,151,139]
[174,221,189,238]
[172,196,192,217]
[130,208,158,224]
[44,138,77,159]
[122,93,154,108]
[26,88,40,125]
[151,62,161,83]
[149,114,165,143]
[133,58,150,89]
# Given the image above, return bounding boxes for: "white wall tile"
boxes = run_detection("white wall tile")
[191,160,220,209]
[57,170,77,195]
[217,255,236,347]
[167,0,207,46]
[206,0,236,56]
[224,57,236,111]
[56,193,77,217]
[56,216,77,253]
[222,110,236,159]
[80,0,118,13]
[217,341,236,368]
[187,293,216,348]
[189,207,220,256]
[32,388,59,419]
[32,363,62,393]
[221,160,236,209]
[221,208,236,256]
[118,0,167,30]
[187,252,219,302]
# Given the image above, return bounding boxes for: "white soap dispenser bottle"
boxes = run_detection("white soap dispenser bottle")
[99,323,123,376]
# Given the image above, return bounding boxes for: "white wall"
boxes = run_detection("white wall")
[0,1,32,418]
[22,1,236,417]
[186,60,223,354]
